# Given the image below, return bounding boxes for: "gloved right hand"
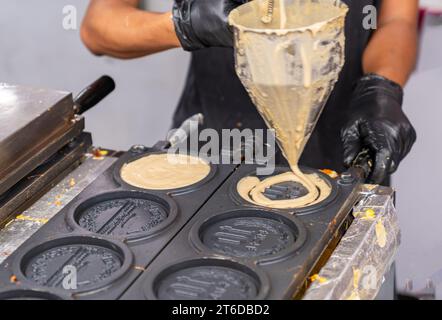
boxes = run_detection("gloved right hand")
[172,0,247,51]
[341,74,417,184]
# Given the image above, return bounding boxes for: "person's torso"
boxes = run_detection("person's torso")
[172,0,380,171]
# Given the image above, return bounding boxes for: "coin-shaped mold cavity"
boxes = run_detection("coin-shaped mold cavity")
[197,210,304,260]
[151,259,267,300]
[231,166,339,214]
[0,289,62,300]
[17,236,132,293]
[70,192,177,241]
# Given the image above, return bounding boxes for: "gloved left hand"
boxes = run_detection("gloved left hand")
[172,0,247,51]
[341,73,417,184]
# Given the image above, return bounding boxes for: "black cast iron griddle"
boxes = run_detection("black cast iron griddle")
[121,164,362,300]
[0,146,238,299]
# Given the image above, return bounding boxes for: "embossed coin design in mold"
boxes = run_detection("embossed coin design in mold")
[149,259,268,300]
[16,236,132,293]
[202,216,295,258]
[70,192,177,241]
[191,209,307,262]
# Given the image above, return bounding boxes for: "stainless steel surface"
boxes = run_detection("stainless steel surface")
[0,155,116,264]
[0,84,78,195]
[303,185,399,300]
[376,264,395,300]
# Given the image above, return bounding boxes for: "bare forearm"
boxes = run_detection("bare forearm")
[363,21,417,86]
[81,0,180,59]
[363,0,418,86]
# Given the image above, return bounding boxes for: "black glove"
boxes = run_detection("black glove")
[341,74,417,184]
[173,0,247,51]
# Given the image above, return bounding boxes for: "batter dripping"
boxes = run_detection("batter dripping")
[237,172,331,209]
[120,153,211,190]
[230,0,347,208]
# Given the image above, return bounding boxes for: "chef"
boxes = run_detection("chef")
[81,0,417,184]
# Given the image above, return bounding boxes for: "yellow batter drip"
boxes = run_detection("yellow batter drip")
[120,153,211,190]
[230,0,347,209]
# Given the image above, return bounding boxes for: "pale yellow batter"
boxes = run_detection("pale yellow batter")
[237,172,331,209]
[120,153,211,190]
[230,0,347,209]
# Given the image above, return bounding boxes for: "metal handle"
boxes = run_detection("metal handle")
[74,76,116,115]
[351,148,373,182]
[151,113,204,151]
[167,113,204,148]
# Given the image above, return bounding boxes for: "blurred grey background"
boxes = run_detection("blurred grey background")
[0,0,190,150]
[1,0,442,298]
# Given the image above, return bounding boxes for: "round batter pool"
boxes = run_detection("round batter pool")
[120,153,211,190]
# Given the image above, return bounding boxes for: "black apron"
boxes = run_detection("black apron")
[172,0,380,173]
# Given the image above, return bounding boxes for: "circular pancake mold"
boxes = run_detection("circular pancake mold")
[115,152,216,192]
[231,166,339,214]
[67,191,178,242]
[146,259,269,300]
[14,235,133,294]
[190,209,306,263]
[0,289,63,300]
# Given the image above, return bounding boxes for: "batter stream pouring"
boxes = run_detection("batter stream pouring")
[229,0,348,209]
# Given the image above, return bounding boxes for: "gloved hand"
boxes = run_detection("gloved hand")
[341,73,417,184]
[172,0,247,51]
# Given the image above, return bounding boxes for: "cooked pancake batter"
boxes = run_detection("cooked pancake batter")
[230,0,346,208]
[121,153,210,190]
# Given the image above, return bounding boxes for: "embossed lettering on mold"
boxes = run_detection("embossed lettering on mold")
[144,258,270,300]
[13,235,133,295]
[190,209,307,264]
[66,191,178,242]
